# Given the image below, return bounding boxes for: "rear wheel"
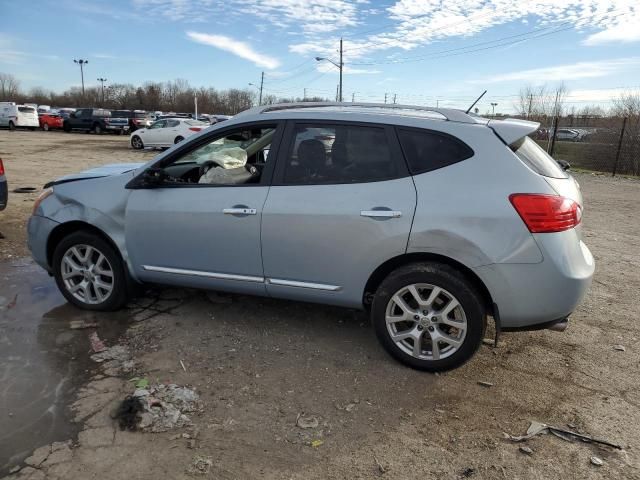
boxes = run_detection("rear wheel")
[372,262,486,372]
[8,121,15,131]
[93,123,102,135]
[43,123,50,131]
[131,135,144,150]
[52,231,129,311]
[174,136,184,144]
[63,122,71,132]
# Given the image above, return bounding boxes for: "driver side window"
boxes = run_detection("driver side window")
[162,124,278,186]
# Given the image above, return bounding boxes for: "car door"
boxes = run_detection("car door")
[124,121,283,296]
[161,119,181,146]
[261,120,417,308]
[141,120,166,145]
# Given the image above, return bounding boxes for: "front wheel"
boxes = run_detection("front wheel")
[93,123,102,135]
[372,262,486,372]
[52,231,130,311]
[43,123,50,131]
[8,121,15,131]
[174,136,184,144]
[131,135,144,150]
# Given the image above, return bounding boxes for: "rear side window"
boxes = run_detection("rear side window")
[511,136,567,179]
[18,106,35,113]
[397,128,473,175]
[282,124,397,185]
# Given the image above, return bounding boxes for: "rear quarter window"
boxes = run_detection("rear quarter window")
[510,136,568,179]
[397,128,474,175]
[18,107,36,113]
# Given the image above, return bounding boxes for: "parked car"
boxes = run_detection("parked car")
[39,112,64,131]
[555,129,582,142]
[63,108,129,134]
[37,105,51,113]
[57,108,76,120]
[0,157,6,211]
[27,102,593,372]
[0,102,39,130]
[130,118,207,149]
[112,110,153,132]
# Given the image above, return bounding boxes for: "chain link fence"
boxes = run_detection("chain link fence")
[531,115,640,176]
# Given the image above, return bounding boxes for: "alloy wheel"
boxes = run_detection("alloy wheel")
[61,244,114,304]
[385,283,467,361]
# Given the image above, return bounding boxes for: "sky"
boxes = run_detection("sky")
[1,0,639,114]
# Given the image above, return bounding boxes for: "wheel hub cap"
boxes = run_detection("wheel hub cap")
[61,244,114,305]
[385,283,467,361]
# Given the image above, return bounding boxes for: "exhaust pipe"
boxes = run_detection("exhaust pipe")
[547,318,568,332]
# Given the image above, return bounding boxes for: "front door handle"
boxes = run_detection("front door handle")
[223,207,257,215]
[361,209,402,218]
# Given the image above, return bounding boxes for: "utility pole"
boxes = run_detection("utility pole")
[303,88,307,101]
[259,71,264,106]
[491,102,498,118]
[97,77,107,106]
[352,92,355,102]
[74,59,88,97]
[393,94,397,104]
[338,37,343,102]
[384,93,388,104]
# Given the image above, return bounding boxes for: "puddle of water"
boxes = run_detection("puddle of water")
[0,259,131,474]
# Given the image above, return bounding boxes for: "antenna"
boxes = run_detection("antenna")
[465,90,487,114]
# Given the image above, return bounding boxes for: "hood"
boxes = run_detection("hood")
[46,163,144,187]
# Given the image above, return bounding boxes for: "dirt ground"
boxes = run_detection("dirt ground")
[1,130,640,479]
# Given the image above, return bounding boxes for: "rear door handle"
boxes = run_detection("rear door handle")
[223,207,257,215]
[361,210,402,218]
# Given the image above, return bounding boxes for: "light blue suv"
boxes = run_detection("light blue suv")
[27,103,594,371]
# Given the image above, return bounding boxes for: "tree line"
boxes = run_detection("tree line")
[0,73,327,114]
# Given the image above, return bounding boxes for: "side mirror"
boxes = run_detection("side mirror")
[557,159,570,171]
[141,168,167,187]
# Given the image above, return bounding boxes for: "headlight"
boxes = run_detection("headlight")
[33,187,53,215]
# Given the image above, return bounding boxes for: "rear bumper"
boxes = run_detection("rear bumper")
[474,229,594,329]
[27,215,60,272]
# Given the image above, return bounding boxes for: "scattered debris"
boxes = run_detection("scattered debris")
[461,467,476,477]
[115,395,145,431]
[89,332,107,353]
[90,344,134,375]
[310,439,324,447]
[186,455,213,476]
[477,381,494,388]
[374,455,388,474]
[613,345,626,352]
[180,360,187,372]
[345,403,357,412]
[519,446,534,455]
[70,320,99,330]
[590,456,604,466]
[505,421,622,450]
[296,414,319,429]
[130,384,201,432]
[7,293,18,309]
[434,408,446,414]
[482,338,494,346]
[13,187,37,193]
[134,377,149,389]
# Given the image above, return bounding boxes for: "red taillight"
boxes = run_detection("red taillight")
[509,194,581,233]
[189,127,202,132]
[0,158,4,176]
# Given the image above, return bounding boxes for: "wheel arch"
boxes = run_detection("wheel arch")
[363,252,494,314]
[46,221,121,269]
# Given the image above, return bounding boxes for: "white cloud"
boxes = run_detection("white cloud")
[186,31,280,69]
[470,57,640,83]
[93,53,117,59]
[583,20,640,45]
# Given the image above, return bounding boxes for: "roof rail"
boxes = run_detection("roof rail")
[235,102,477,123]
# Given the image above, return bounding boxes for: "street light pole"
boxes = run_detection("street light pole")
[97,77,107,106]
[73,59,88,97]
[315,38,343,102]
[491,102,498,117]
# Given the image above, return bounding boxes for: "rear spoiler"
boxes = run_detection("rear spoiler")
[488,118,539,145]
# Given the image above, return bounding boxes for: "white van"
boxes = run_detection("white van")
[0,102,40,130]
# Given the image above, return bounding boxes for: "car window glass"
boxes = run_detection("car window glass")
[166,119,180,128]
[511,136,568,179]
[165,125,276,186]
[397,128,474,175]
[282,124,396,185]
[149,120,166,129]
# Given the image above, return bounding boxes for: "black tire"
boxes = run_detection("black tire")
[93,123,103,135]
[372,262,486,372]
[52,231,130,311]
[174,136,184,144]
[8,121,15,131]
[131,135,144,150]
[63,122,71,132]
[43,123,50,131]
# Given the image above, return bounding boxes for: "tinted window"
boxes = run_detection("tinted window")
[165,119,180,127]
[511,136,567,179]
[18,106,36,113]
[112,110,132,118]
[398,128,473,175]
[283,124,396,185]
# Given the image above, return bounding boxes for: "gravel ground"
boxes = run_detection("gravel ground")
[1,130,639,479]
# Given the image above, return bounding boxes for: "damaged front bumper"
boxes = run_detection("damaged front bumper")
[27,215,60,273]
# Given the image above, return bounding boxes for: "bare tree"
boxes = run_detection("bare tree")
[0,73,20,101]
